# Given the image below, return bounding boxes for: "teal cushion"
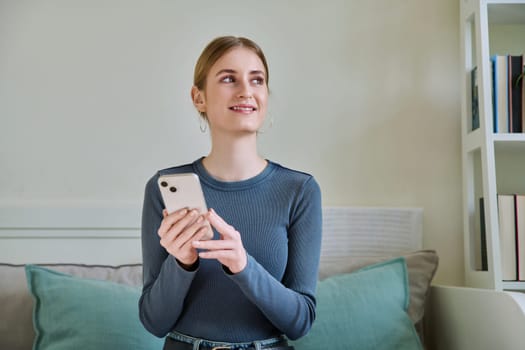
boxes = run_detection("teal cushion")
[25,265,163,350]
[291,257,422,350]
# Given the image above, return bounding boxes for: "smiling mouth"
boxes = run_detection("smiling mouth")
[229,105,257,112]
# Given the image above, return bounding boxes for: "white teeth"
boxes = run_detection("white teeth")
[231,106,255,111]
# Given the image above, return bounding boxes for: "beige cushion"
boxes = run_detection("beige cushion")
[0,263,142,350]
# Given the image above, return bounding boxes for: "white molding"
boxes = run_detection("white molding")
[0,202,141,229]
[0,203,143,263]
[0,229,140,239]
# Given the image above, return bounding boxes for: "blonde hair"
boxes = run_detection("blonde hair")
[193,36,269,119]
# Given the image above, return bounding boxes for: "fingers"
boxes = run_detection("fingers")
[159,210,199,244]
[192,238,235,251]
[172,214,206,248]
[206,208,240,240]
[194,240,247,274]
[193,224,213,241]
[198,249,240,261]
[157,208,209,261]
[157,208,189,237]
[193,208,247,274]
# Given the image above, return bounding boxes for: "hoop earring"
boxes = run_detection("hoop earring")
[199,118,208,133]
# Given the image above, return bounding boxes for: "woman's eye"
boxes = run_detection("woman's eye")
[221,76,234,83]
[252,77,265,85]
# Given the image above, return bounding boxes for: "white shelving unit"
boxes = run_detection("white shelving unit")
[461,0,525,291]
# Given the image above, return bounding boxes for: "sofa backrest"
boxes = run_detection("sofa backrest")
[0,206,431,350]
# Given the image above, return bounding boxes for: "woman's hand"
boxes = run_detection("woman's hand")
[157,208,210,268]
[192,208,247,274]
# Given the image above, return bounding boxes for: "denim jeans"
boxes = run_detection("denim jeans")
[162,331,293,350]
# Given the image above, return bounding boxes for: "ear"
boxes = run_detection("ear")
[191,86,206,113]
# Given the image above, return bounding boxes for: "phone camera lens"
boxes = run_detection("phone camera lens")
[160,181,168,187]
[169,186,177,193]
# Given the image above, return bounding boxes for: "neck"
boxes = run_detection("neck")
[203,133,266,182]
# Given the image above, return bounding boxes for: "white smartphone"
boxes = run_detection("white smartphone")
[158,173,213,240]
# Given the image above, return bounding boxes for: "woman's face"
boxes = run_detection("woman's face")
[194,47,268,136]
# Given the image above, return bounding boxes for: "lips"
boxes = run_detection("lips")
[229,104,257,112]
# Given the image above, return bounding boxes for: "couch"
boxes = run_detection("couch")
[0,249,438,350]
[0,206,440,349]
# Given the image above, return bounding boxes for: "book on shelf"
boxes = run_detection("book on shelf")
[471,66,480,131]
[490,54,525,133]
[497,194,517,280]
[492,55,509,133]
[520,67,525,132]
[509,55,523,133]
[478,197,488,271]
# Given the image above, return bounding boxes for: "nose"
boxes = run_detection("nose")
[237,78,253,99]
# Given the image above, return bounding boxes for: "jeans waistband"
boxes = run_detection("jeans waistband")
[167,330,286,350]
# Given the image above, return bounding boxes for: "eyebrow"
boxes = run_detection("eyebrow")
[215,69,266,77]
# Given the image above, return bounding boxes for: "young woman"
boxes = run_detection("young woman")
[139,36,322,350]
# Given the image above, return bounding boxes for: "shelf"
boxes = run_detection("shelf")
[463,131,525,152]
[461,0,525,292]
[503,281,525,290]
[488,3,525,24]
[493,133,525,141]
[493,134,525,152]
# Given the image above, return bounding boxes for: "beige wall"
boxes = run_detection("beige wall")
[0,0,463,285]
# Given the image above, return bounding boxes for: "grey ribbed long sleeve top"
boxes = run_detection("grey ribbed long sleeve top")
[139,158,322,342]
